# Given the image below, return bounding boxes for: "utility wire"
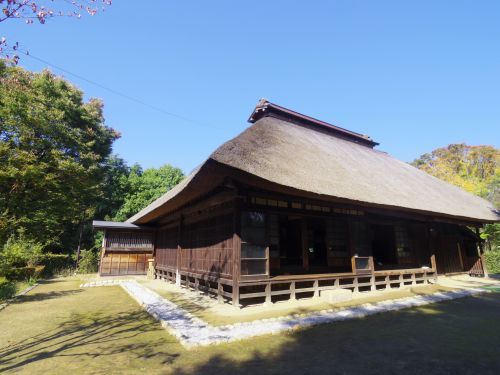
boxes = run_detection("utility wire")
[18,49,214,128]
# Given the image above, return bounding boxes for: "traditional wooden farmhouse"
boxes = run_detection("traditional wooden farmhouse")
[93,100,499,306]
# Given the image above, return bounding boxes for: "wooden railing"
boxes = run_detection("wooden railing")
[156,258,438,307]
[237,267,437,306]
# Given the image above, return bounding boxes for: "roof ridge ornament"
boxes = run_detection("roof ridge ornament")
[248,99,379,148]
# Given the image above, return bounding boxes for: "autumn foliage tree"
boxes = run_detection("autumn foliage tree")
[412,144,500,252]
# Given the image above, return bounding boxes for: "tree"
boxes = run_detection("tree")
[0,61,119,250]
[1,0,112,62]
[96,155,130,220]
[412,143,500,250]
[113,164,184,222]
[412,144,499,198]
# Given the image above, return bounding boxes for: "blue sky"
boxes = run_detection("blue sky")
[4,1,499,173]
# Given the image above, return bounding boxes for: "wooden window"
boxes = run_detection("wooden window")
[241,211,268,276]
[278,200,288,208]
[395,225,412,258]
[105,232,154,250]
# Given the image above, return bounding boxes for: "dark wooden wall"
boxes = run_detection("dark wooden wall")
[156,225,178,272]
[180,213,234,278]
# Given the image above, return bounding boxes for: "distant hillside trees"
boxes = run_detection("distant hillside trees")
[412,144,499,253]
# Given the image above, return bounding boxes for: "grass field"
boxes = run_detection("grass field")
[0,278,499,374]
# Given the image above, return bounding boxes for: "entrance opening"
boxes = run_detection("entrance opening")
[307,219,328,271]
[371,224,397,268]
[279,218,303,273]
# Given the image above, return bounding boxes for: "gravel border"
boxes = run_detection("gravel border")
[81,280,487,348]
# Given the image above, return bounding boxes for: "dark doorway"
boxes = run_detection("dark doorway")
[279,218,303,270]
[372,224,397,267]
[307,220,328,270]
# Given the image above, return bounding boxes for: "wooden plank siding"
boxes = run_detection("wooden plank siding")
[180,213,234,279]
[155,225,178,272]
[100,251,153,276]
[100,230,154,276]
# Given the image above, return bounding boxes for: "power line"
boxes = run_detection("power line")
[18,50,213,128]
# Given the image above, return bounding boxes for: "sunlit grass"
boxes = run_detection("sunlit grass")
[0,278,499,374]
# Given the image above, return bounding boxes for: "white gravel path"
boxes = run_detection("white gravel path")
[81,280,487,348]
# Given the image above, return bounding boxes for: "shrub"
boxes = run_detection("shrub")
[40,253,73,277]
[0,276,16,301]
[77,249,99,274]
[4,266,45,281]
[0,235,43,278]
[484,250,500,275]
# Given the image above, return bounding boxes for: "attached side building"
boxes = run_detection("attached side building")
[94,100,499,305]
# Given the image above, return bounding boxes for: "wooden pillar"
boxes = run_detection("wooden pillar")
[290,281,296,300]
[475,227,483,254]
[301,219,309,271]
[99,229,106,275]
[475,226,489,277]
[232,198,241,307]
[313,280,319,298]
[265,283,272,305]
[430,254,438,282]
[217,282,223,304]
[370,275,376,291]
[176,216,183,286]
[347,220,356,274]
[457,242,465,271]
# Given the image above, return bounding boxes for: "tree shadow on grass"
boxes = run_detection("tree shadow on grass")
[0,310,180,372]
[177,293,500,375]
[11,288,83,303]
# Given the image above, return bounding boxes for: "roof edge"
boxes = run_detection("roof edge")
[248,99,379,147]
[92,220,155,231]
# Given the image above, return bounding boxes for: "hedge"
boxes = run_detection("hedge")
[4,266,45,281]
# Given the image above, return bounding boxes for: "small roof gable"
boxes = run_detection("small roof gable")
[127,101,499,224]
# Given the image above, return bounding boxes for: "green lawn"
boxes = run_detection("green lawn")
[0,278,499,375]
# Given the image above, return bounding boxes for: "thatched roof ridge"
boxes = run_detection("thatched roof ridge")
[128,108,499,224]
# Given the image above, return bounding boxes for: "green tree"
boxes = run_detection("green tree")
[113,164,184,221]
[412,144,498,198]
[412,144,500,251]
[0,62,119,250]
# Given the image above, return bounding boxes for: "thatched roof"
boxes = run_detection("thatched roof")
[128,102,499,224]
